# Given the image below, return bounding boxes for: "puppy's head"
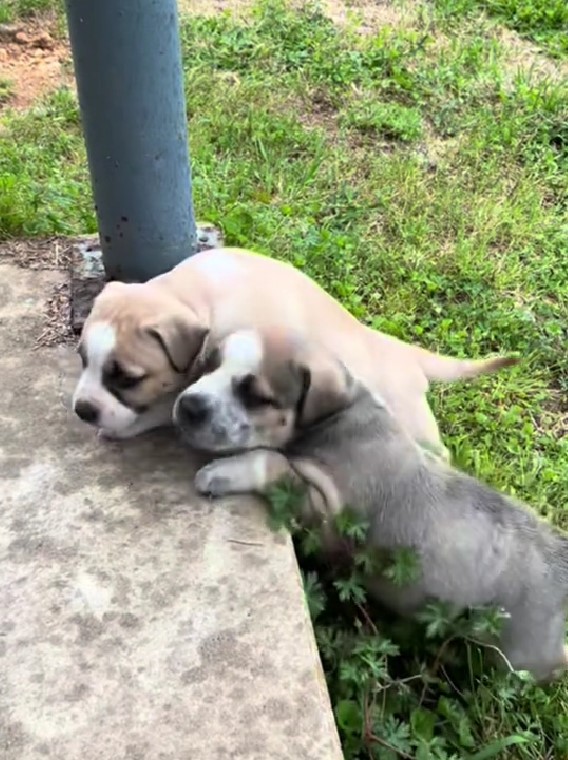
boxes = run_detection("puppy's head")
[73,281,208,436]
[173,326,354,453]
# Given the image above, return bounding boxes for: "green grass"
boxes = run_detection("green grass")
[0,79,13,105]
[433,0,568,59]
[0,89,94,236]
[1,0,567,757]
[0,0,63,21]
[339,99,424,142]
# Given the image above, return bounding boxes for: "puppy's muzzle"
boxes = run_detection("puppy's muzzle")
[74,400,100,426]
[176,392,212,428]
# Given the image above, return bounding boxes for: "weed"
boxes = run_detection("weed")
[0,80,13,105]
[340,99,424,143]
[265,483,565,760]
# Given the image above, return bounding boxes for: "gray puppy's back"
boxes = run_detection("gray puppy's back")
[288,385,568,614]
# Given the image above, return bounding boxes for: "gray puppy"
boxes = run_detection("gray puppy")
[178,327,568,682]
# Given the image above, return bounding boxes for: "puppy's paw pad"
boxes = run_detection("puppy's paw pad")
[195,466,232,497]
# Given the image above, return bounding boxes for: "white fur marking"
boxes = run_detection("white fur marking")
[224,330,263,372]
[189,329,263,396]
[253,451,270,490]
[73,321,139,434]
[85,322,116,370]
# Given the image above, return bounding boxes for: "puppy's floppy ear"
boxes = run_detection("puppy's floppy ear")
[294,348,353,427]
[145,308,209,375]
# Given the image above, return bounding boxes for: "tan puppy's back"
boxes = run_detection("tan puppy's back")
[160,246,391,382]
[161,247,516,449]
[164,247,514,380]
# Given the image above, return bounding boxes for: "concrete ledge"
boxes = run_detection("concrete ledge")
[0,263,342,760]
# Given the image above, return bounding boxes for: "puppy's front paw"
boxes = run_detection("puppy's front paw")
[97,429,122,441]
[97,428,135,441]
[195,463,233,497]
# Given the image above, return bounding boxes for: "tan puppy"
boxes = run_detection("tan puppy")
[181,328,568,683]
[73,247,516,455]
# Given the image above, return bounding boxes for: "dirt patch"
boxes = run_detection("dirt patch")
[534,390,568,439]
[0,19,73,112]
[177,0,417,32]
[178,0,253,15]
[36,279,74,348]
[0,236,75,269]
[493,25,568,83]
[322,0,421,33]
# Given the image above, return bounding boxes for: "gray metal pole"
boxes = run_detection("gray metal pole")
[64,0,197,282]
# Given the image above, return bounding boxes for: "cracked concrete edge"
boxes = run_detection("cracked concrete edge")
[0,262,344,760]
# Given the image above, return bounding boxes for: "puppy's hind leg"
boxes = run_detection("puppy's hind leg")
[413,397,450,463]
[500,602,568,683]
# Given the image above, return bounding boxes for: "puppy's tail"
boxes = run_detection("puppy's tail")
[414,349,518,383]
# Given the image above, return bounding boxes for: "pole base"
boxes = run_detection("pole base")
[70,223,223,334]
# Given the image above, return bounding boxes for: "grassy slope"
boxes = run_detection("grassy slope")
[1,0,567,757]
[453,0,568,59]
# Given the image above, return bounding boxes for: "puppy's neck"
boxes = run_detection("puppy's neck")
[294,382,371,438]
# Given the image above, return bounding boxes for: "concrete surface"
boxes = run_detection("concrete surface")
[0,263,343,760]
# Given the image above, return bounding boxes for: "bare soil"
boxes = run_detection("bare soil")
[178,0,418,33]
[0,18,74,112]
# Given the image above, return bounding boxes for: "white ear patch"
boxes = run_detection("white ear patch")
[186,329,263,398]
[84,322,116,370]
[223,329,263,374]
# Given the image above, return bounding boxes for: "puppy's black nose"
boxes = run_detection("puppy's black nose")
[177,393,211,425]
[75,400,99,425]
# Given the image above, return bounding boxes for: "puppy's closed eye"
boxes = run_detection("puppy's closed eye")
[105,362,146,390]
[236,374,278,409]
